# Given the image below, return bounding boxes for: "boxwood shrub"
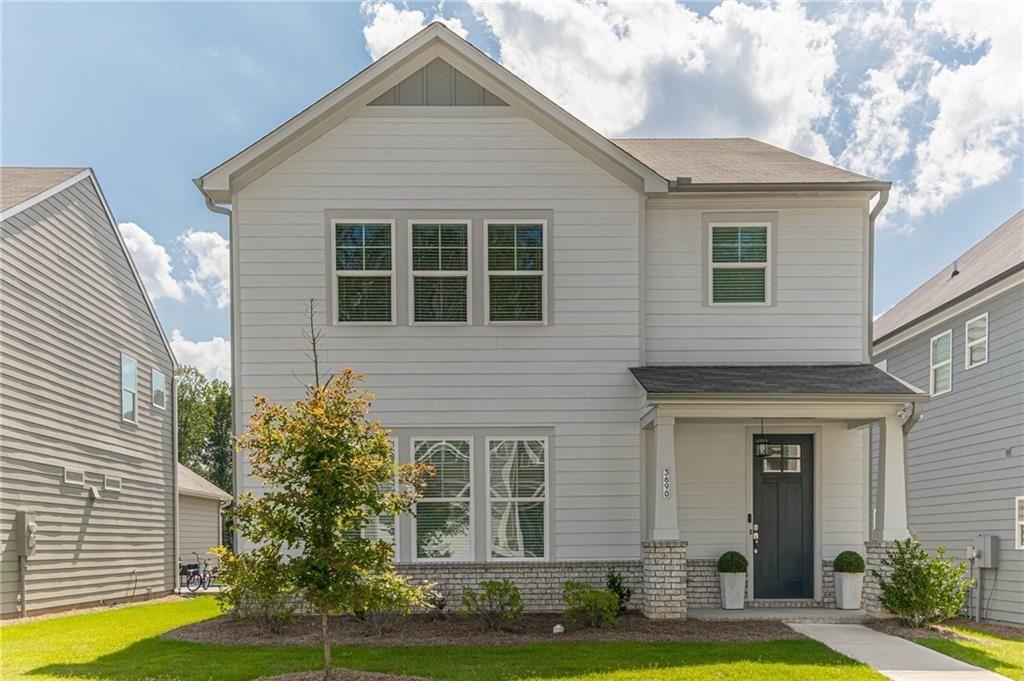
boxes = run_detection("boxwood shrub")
[834,550,866,573]
[717,551,748,573]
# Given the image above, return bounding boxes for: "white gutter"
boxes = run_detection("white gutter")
[867,188,890,355]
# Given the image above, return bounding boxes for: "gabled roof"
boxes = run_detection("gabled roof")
[874,210,1024,342]
[0,167,177,367]
[177,463,232,502]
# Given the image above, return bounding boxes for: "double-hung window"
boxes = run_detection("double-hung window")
[151,369,167,409]
[413,438,472,560]
[335,222,394,323]
[486,221,545,323]
[488,438,547,560]
[121,354,138,423]
[1016,496,1024,550]
[930,330,952,395]
[410,221,470,323]
[709,223,770,304]
[965,313,988,369]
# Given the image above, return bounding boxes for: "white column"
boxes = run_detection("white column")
[875,414,910,541]
[651,413,680,541]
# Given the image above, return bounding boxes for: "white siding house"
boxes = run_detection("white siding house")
[197,24,926,617]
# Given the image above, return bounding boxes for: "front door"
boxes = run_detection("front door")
[753,434,813,599]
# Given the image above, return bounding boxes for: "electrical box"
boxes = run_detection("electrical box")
[16,510,37,558]
[976,534,999,569]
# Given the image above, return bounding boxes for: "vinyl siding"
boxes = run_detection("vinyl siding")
[0,178,175,617]
[234,113,644,560]
[873,285,1024,624]
[178,495,222,562]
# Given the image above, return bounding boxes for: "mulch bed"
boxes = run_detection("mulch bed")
[869,617,1024,642]
[166,611,804,647]
[256,671,428,681]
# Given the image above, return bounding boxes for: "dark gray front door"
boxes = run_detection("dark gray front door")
[753,434,813,599]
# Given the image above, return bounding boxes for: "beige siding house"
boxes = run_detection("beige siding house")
[0,168,177,618]
[177,463,231,565]
[197,24,927,617]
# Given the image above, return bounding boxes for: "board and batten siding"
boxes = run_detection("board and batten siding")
[178,495,222,562]
[234,114,644,560]
[873,285,1024,624]
[645,196,870,364]
[0,178,175,617]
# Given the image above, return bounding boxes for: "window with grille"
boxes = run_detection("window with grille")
[488,439,547,559]
[709,223,770,304]
[413,439,472,560]
[486,222,545,323]
[121,354,138,423]
[930,330,952,395]
[965,313,988,369]
[335,222,394,323]
[360,439,398,555]
[410,222,469,323]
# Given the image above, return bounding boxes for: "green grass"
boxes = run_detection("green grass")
[914,623,1024,680]
[1,596,886,680]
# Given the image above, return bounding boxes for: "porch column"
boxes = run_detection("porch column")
[875,414,910,542]
[651,413,679,540]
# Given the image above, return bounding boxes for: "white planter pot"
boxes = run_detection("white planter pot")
[834,572,864,610]
[719,572,746,610]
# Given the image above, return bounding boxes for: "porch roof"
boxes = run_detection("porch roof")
[629,364,925,400]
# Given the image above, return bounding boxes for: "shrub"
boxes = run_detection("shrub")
[354,572,424,636]
[717,551,748,573]
[212,545,296,633]
[562,581,619,629]
[874,538,973,627]
[834,550,866,573]
[606,570,633,614]
[460,579,524,630]
[423,586,447,620]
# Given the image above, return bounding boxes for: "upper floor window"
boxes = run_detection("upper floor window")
[709,223,770,305]
[965,313,988,369]
[335,222,394,323]
[410,221,470,323]
[151,369,167,409]
[930,330,952,396]
[121,354,138,423]
[413,438,472,561]
[486,221,545,323]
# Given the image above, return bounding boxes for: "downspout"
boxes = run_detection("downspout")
[867,188,890,357]
[172,374,180,592]
[901,401,922,540]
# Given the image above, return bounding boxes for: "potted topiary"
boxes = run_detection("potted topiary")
[717,551,748,610]
[833,550,866,610]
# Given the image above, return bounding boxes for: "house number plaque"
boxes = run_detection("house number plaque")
[662,467,671,498]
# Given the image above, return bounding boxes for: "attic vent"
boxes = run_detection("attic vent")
[104,476,122,492]
[950,259,959,278]
[63,468,85,485]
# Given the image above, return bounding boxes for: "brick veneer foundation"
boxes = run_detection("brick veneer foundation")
[640,540,687,619]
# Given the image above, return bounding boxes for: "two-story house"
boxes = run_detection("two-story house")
[873,211,1023,624]
[196,24,926,618]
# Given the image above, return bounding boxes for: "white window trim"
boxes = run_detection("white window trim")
[104,475,122,492]
[151,369,167,410]
[121,353,138,424]
[407,219,472,326]
[485,436,550,562]
[1016,495,1024,550]
[63,468,85,485]
[929,329,953,396]
[707,221,772,306]
[411,436,474,563]
[964,312,989,369]
[332,219,397,326]
[484,219,548,326]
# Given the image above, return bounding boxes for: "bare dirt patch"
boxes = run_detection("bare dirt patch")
[165,611,804,648]
[869,617,1024,643]
[256,671,428,681]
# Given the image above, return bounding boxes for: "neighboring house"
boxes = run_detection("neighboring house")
[177,463,231,565]
[196,24,926,618]
[873,210,1024,624]
[0,167,177,618]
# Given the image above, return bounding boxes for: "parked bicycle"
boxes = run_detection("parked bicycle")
[185,552,220,592]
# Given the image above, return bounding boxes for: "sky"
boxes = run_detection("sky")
[3,1,1022,381]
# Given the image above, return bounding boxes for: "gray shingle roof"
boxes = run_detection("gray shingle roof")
[1,167,85,213]
[874,210,1024,342]
[630,364,923,397]
[612,138,883,187]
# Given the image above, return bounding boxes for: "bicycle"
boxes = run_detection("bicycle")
[185,552,220,592]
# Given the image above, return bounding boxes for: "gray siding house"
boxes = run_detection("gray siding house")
[177,463,231,564]
[0,168,178,618]
[196,24,926,617]
[873,210,1024,624]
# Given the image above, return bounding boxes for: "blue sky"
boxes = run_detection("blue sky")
[3,1,1021,379]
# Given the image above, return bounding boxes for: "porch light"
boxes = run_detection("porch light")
[754,418,771,458]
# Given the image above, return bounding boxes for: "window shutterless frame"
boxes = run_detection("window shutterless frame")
[331,219,397,325]
[407,219,472,326]
[485,436,550,562]
[929,329,953,396]
[484,219,548,325]
[151,369,167,410]
[964,312,989,369]
[707,221,772,306]
[410,436,474,563]
[120,353,138,424]
[1015,496,1024,550]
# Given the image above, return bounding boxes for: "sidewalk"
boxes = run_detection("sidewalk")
[789,623,1010,681]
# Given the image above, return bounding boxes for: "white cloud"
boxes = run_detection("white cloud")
[170,329,231,382]
[180,230,230,309]
[118,222,185,303]
[361,1,467,60]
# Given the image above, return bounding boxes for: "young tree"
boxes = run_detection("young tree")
[233,368,428,680]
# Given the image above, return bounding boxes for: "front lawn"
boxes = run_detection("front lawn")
[1,596,886,680]
[910,621,1024,681]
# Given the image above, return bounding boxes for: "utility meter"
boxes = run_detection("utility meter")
[976,534,999,569]
[16,510,37,557]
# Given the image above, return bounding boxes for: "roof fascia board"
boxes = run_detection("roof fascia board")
[641,392,927,403]
[665,182,890,193]
[0,168,91,222]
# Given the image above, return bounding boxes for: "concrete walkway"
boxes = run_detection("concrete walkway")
[789,623,1010,681]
